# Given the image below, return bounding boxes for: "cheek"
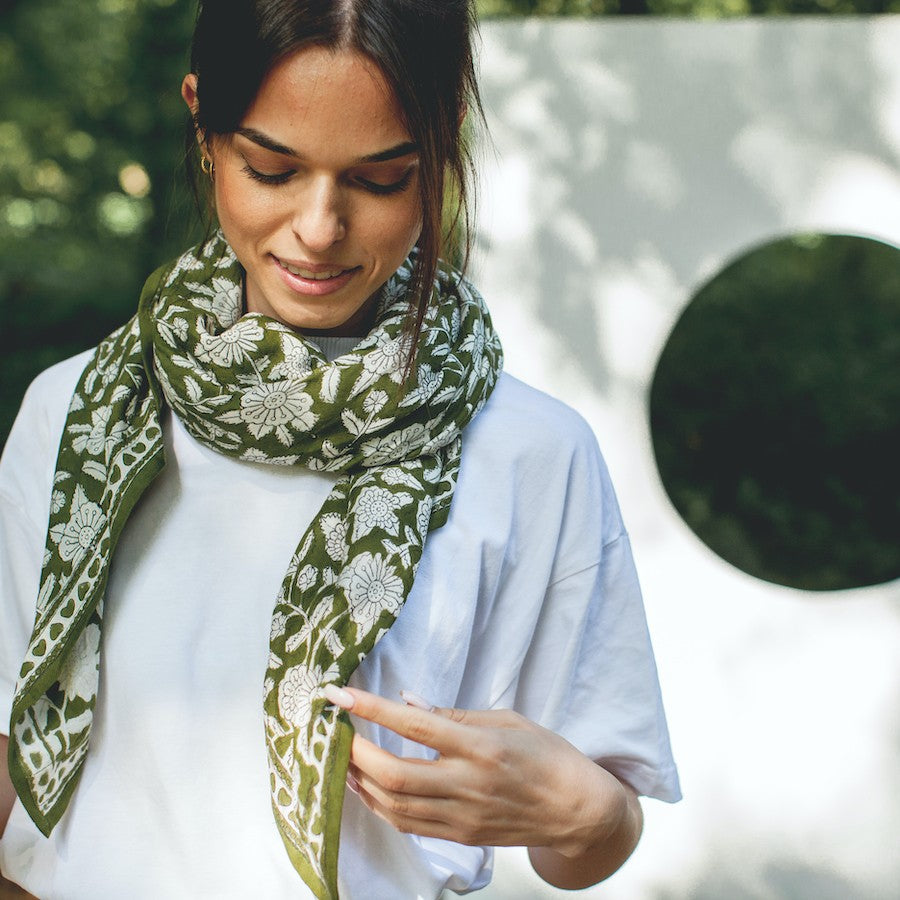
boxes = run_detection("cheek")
[214,178,280,241]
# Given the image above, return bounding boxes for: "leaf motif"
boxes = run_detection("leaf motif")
[82,459,107,482]
[321,367,341,403]
[170,354,197,370]
[365,416,392,434]
[321,439,341,460]
[110,385,132,404]
[184,376,203,403]
[341,409,365,437]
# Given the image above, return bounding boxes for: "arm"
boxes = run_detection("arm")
[1,734,15,837]
[325,686,644,890]
[528,773,642,889]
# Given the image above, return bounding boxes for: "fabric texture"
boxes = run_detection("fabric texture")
[7,233,501,899]
[0,357,680,900]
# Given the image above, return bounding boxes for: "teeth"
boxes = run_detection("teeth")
[281,261,345,280]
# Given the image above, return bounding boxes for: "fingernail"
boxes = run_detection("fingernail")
[323,684,355,709]
[400,689,434,711]
[346,772,360,795]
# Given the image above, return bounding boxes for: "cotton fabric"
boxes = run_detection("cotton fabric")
[1,352,680,899]
[7,235,501,900]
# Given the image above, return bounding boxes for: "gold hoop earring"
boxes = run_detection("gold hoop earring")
[200,156,215,179]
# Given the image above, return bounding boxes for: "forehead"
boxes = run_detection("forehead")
[241,46,411,160]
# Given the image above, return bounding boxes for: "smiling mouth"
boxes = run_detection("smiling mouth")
[276,258,357,280]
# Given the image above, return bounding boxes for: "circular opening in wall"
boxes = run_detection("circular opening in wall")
[650,233,900,592]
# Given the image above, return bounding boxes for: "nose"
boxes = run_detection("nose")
[291,176,346,252]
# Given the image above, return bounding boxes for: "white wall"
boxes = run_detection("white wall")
[466,17,900,900]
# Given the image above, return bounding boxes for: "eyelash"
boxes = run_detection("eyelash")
[241,164,414,196]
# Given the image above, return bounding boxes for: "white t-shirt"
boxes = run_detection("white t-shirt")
[0,349,680,899]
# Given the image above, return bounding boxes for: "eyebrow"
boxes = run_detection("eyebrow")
[235,127,418,164]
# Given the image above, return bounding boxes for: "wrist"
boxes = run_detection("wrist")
[555,764,631,858]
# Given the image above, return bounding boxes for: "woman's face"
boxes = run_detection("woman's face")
[182,46,422,335]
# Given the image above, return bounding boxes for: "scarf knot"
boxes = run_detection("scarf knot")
[9,232,502,900]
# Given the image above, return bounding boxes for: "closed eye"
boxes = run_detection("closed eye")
[355,169,415,196]
[241,163,294,185]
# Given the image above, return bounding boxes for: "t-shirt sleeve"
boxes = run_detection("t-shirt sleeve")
[497,405,680,803]
[513,535,681,802]
[0,352,92,735]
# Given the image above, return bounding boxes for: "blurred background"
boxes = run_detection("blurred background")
[2,2,899,899]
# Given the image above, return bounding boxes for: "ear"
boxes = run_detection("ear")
[181,74,208,151]
[181,73,199,116]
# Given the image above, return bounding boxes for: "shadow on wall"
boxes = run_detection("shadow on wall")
[477,19,900,396]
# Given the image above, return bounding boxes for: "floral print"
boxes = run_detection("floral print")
[235,382,317,441]
[350,485,413,541]
[57,624,101,701]
[195,318,264,367]
[11,232,502,900]
[339,552,405,632]
[48,485,106,563]
[278,665,323,728]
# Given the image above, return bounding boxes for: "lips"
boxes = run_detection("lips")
[275,256,356,280]
[272,255,361,296]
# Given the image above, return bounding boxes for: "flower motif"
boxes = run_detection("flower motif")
[57,624,101,701]
[271,337,314,380]
[296,564,318,593]
[195,318,264,368]
[339,552,405,632]
[240,448,270,463]
[362,334,408,378]
[237,382,316,437]
[360,424,428,466]
[351,485,412,541]
[188,275,243,327]
[460,319,486,364]
[50,490,66,514]
[277,665,322,728]
[400,364,443,409]
[320,513,348,562]
[416,496,433,539]
[270,610,288,641]
[362,390,389,416]
[49,485,106,562]
[69,407,127,458]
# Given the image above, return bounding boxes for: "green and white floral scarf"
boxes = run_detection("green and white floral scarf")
[8,232,502,899]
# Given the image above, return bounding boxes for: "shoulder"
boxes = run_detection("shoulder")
[18,349,96,416]
[1,349,95,516]
[457,372,626,558]
[10,349,95,438]
[467,372,600,463]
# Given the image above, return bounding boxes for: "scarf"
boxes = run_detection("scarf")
[8,232,502,899]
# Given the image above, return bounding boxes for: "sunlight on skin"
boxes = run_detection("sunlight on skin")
[323,685,643,890]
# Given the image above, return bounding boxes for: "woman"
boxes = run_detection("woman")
[0,2,680,898]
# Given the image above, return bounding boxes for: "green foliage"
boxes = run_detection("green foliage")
[479,0,900,13]
[0,0,202,446]
[650,235,900,591]
[2,0,899,450]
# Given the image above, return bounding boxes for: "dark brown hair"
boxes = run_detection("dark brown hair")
[185,0,484,350]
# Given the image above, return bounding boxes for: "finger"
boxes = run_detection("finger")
[351,779,462,842]
[349,732,445,798]
[349,762,452,821]
[353,780,495,847]
[324,685,469,755]
[397,689,529,732]
[427,704,530,731]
